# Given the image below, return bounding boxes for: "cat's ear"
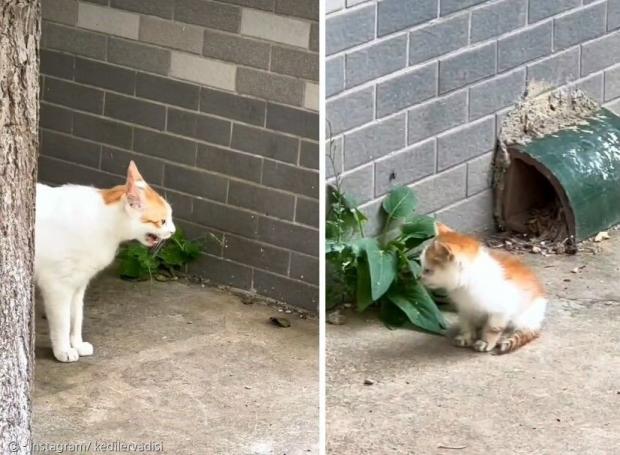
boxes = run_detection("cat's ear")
[125,160,146,210]
[436,222,453,235]
[433,241,454,262]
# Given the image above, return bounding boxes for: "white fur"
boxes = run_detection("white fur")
[35,183,175,362]
[421,246,547,340]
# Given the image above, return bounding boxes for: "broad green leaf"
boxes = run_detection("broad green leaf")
[400,215,437,249]
[356,259,373,312]
[407,259,422,279]
[380,300,408,328]
[357,239,397,301]
[385,282,447,335]
[382,187,417,222]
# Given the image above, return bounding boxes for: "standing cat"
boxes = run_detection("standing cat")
[420,223,546,354]
[35,161,175,362]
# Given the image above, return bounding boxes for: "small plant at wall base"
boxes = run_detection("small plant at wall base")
[326,185,448,335]
[117,229,207,281]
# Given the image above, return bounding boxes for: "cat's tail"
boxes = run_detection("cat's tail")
[496,330,540,354]
[497,297,546,354]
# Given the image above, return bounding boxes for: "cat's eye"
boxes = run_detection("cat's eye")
[161,219,166,225]
[423,268,432,275]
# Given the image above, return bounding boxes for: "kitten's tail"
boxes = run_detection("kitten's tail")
[496,330,540,354]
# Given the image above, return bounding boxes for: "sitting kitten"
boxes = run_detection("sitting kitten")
[421,224,546,354]
[35,161,175,362]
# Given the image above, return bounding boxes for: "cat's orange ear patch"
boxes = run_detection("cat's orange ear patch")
[436,222,454,235]
[100,185,126,205]
[426,240,454,266]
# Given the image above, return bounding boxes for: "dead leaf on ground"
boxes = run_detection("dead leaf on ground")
[594,231,610,242]
[437,444,467,450]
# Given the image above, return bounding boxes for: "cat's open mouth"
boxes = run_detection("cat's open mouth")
[145,233,161,246]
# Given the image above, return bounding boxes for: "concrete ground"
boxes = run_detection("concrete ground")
[34,272,318,455]
[327,232,620,454]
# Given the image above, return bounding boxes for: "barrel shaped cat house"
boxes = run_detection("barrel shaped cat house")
[496,108,620,242]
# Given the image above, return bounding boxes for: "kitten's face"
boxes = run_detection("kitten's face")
[102,161,175,247]
[420,226,480,292]
[420,240,461,291]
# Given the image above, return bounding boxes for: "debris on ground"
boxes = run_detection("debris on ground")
[571,265,587,274]
[437,444,467,450]
[363,379,375,386]
[241,294,258,305]
[269,317,291,328]
[327,309,346,325]
[485,231,578,256]
[594,231,610,242]
[187,274,314,319]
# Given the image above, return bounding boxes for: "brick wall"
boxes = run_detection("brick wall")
[326,0,620,234]
[39,0,319,311]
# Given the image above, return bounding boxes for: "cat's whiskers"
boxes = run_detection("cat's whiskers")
[150,238,166,256]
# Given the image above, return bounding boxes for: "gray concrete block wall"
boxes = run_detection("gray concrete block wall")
[39,0,319,310]
[327,0,620,234]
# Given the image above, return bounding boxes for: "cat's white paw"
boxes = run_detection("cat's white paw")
[473,339,493,352]
[453,333,474,347]
[74,341,94,356]
[54,347,80,362]
[496,339,511,353]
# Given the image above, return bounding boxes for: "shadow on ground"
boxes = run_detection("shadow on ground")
[327,232,620,454]
[34,272,318,455]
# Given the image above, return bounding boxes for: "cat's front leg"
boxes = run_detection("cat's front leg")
[41,284,79,362]
[473,313,508,352]
[70,285,93,357]
[453,317,476,347]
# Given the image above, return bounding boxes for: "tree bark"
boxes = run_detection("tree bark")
[0,1,40,454]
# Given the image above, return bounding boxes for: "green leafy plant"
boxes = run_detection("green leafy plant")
[117,229,206,281]
[326,185,447,335]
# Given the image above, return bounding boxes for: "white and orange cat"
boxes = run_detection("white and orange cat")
[35,161,175,362]
[421,224,546,354]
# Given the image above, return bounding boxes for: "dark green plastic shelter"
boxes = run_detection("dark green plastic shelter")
[498,108,620,242]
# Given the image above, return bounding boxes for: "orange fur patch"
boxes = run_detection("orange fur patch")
[490,250,545,298]
[428,229,545,299]
[99,184,168,225]
[426,230,481,267]
[100,185,127,204]
[497,329,540,354]
[141,186,168,225]
[436,222,454,235]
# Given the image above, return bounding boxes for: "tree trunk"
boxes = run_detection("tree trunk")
[0,1,40,453]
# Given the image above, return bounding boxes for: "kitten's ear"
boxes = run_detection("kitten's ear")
[433,241,454,262]
[436,222,454,235]
[125,160,145,210]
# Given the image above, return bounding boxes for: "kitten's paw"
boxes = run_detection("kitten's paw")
[453,333,474,347]
[473,339,494,352]
[496,339,511,354]
[53,347,80,363]
[74,342,94,356]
